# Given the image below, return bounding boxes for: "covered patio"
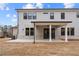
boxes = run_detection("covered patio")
[31,20,72,43]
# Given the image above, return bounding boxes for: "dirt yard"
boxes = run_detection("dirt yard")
[0,38,79,56]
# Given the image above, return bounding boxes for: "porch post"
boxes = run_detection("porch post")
[34,23,36,44]
[65,26,68,42]
[49,24,52,42]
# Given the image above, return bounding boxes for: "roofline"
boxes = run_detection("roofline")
[16,8,79,11]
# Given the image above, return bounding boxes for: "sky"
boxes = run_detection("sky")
[0,3,79,26]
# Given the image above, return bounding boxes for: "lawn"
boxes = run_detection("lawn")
[0,38,79,56]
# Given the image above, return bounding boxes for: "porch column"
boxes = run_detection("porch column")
[65,26,68,42]
[49,24,52,42]
[34,23,36,44]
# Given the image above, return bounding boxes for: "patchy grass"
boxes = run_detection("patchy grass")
[0,38,79,56]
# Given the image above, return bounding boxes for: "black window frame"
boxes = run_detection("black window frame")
[23,13,37,19]
[30,28,34,36]
[71,28,74,36]
[61,27,75,36]
[76,13,79,18]
[43,12,48,14]
[50,13,54,19]
[25,28,29,36]
[28,13,33,19]
[24,13,27,19]
[33,13,36,19]
[61,28,65,36]
[61,13,65,19]
[67,28,69,36]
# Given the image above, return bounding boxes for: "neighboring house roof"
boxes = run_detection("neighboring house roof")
[12,26,17,28]
[12,26,17,30]
[13,26,17,28]
[12,26,17,31]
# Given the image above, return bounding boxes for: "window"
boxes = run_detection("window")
[76,13,79,18]
[28,13,33,19]
[61,28,65,36]
[23,12,36,19]
[61,13,65,19]
[25,28,29,36]
[43,12,48,14]
[67,28,69,36]
[33,13,36,19]
[67,28,74,36]
[25,28,34,36]
[24,13,27,19]
[71,28,74,35]
[61,27,75,36]
[50,13,54,19]
[30,28,34,36]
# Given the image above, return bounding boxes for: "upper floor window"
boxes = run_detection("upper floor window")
[33,13,36,19]
[28,13,33,19]
[61,13,65,19]
[23,12,36,19]
[24,13,27,19]
[43,12,48,14]
[50,13,54,19]
[76,13,79,18]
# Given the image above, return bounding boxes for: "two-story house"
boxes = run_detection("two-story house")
[16,9,79,42]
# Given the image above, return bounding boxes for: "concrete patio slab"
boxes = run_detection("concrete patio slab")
[7,39,64,42]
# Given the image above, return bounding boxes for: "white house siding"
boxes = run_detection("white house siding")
[58,12,79,39]
[37,12,69,21]
[17,9,79,40]
[17,12,34,39]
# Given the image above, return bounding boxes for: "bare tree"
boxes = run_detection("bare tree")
[3,25,7,37]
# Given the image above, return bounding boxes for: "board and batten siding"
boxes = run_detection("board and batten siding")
[17,9,79,40]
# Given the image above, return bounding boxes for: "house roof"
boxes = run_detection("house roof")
[16,8,79,12]
[16,8,79,10]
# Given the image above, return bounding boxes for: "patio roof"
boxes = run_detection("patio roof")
[31,20,72,26]
[31,20,72,23]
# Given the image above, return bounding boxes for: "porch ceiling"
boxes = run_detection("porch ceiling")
[31,20,72,26]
